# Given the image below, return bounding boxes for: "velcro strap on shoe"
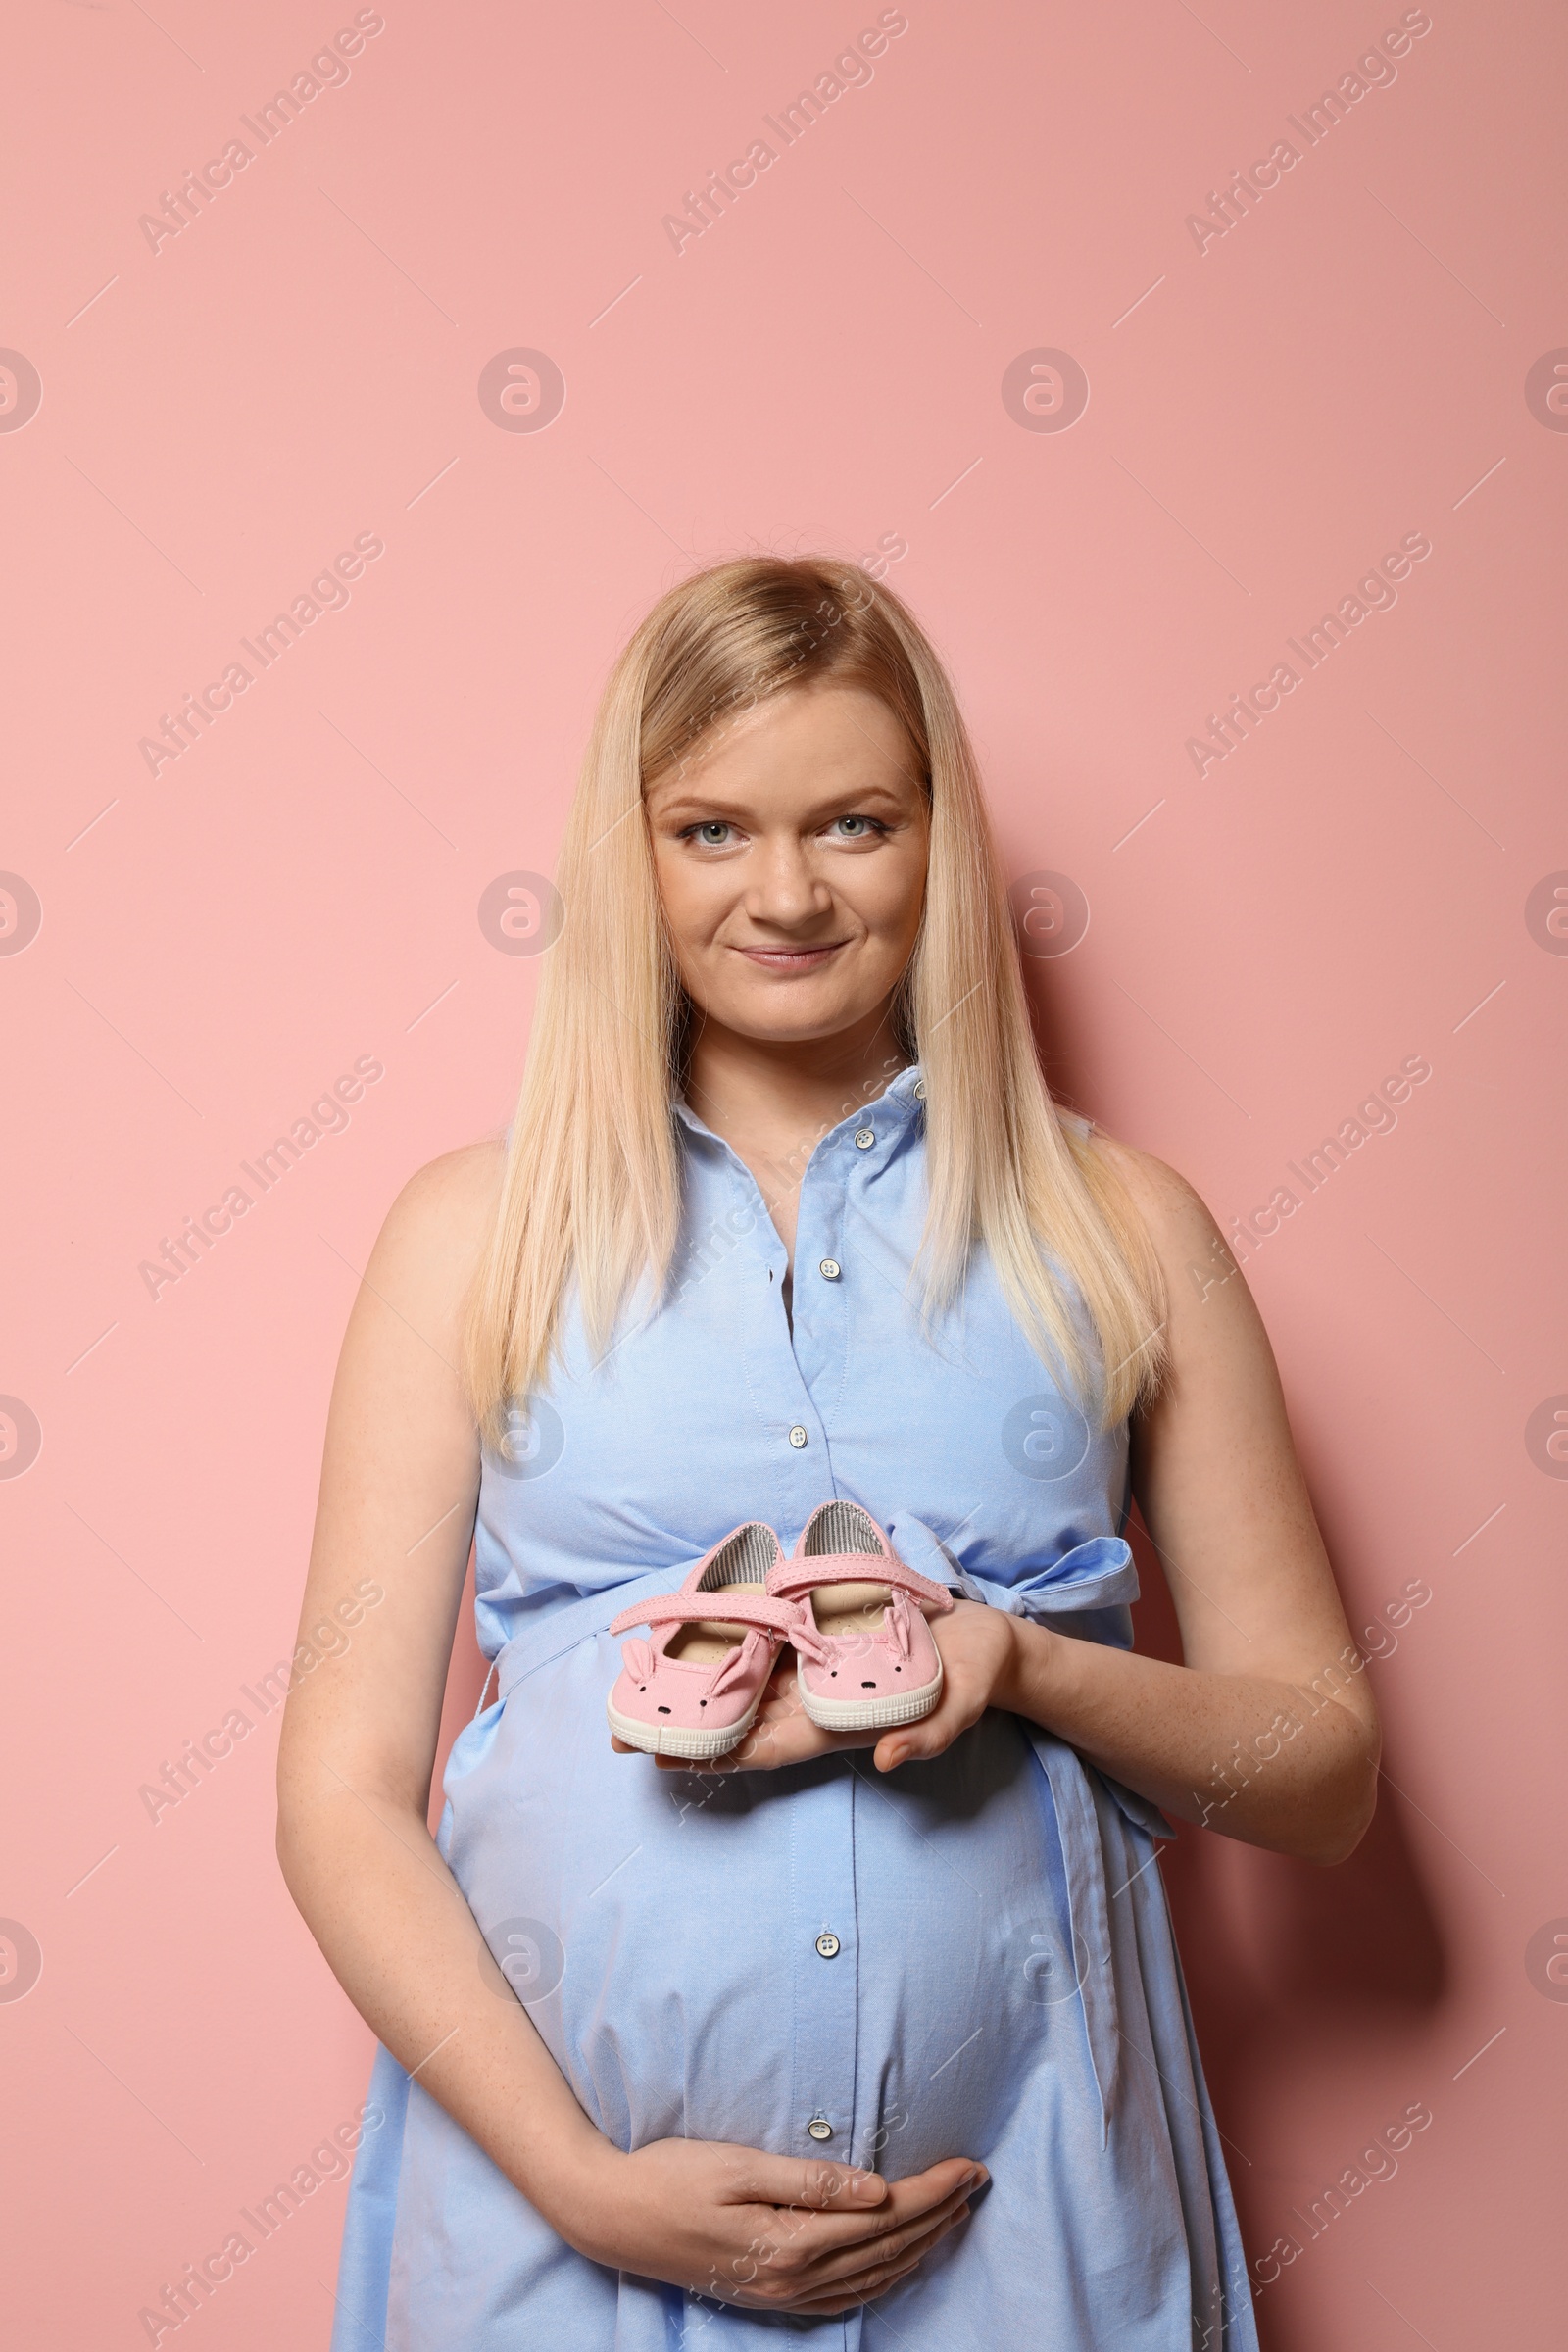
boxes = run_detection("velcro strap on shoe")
[609,1591,803,1639]
[769,1553,955,1612]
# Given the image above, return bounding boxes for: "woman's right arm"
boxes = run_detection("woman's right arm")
[274,1145,981,2319]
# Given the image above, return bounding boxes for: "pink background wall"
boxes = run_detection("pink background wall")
[3,1,1563,2342]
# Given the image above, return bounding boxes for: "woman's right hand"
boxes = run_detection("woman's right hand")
[548,2134,987,2316]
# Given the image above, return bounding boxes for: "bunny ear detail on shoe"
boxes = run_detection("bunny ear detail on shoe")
[605,1521,794,1761]
[768,1501,953,1734]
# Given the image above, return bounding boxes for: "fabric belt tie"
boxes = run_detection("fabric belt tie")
[483,1522,1173,2145]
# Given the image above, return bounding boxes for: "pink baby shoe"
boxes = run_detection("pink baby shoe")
[606,1522,798,1759]
[769,1501,955,1733]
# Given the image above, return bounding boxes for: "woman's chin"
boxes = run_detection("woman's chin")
[722,1013,870,1051]
[696,983,892,1048]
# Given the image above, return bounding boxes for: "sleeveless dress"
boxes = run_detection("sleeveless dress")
[330,1065,1258,2350]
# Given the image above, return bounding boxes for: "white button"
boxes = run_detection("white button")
[807,2118,834,2141]
[815,1932,841,1959]
[854,1128,874,1150]
[788,1426,808,1448]
[913,1079,927,1100]
[818,1258,841,1281]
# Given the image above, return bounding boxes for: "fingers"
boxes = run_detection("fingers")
[874,1686,977,1771]
[731,2152,888,2214]
[795,2170,980,2287]
[708,2155,986,2317]
[788,2199,973,2312]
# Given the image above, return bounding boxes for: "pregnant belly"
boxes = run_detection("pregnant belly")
[441,1628,1084,2174]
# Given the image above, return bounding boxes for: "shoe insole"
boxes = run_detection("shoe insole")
[664,1582,767,1665]
[808,1581,894,1636]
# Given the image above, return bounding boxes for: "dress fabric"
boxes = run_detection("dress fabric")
[331,1065,1258,2350]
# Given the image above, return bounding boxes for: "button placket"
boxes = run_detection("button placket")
[786,1138,849,1419]
[701,1150,827,1484]
[787,1773,858,2162]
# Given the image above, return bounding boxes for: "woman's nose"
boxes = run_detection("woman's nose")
[743,843,834,927]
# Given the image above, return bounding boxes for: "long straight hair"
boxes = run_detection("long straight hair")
[461,557,1167,1452]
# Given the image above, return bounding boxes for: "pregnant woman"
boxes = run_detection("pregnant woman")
[277,557,1380,2349]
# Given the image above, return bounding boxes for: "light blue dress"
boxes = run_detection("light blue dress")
[331,1065,1258,2349]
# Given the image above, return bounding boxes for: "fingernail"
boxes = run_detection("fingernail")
[852,2172,885,2200]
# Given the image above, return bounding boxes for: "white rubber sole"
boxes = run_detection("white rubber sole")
[797,1663,943,1734]
[606,1691,763,1760]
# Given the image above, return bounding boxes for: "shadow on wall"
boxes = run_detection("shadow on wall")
[1126,1509,1446,2352]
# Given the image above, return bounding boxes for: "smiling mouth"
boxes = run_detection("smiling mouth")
[733,942,848,972]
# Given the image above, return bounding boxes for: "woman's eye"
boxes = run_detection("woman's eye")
[695,821,731,846]
[829,814,882,839]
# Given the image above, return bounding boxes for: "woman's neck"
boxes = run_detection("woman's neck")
[681,1009,908,1256]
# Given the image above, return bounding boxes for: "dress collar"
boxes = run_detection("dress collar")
[673,1060,926,1151]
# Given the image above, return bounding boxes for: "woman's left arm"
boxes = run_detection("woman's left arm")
[888,1143,1381,1864]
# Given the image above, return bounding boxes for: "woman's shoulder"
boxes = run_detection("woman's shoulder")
[363,1136,507,1307]
[1070,1118,1230,1274]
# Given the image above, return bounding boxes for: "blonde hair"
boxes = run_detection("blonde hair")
[462,556,1167,1451]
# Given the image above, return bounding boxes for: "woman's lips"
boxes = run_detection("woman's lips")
[733,942,847,972]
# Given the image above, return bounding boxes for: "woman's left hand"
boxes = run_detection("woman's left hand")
[611,1600,1032,1777]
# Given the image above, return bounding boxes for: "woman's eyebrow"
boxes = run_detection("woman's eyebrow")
[651,778,914,825]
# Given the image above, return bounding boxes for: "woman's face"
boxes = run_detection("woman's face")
[643,682,930,1046]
